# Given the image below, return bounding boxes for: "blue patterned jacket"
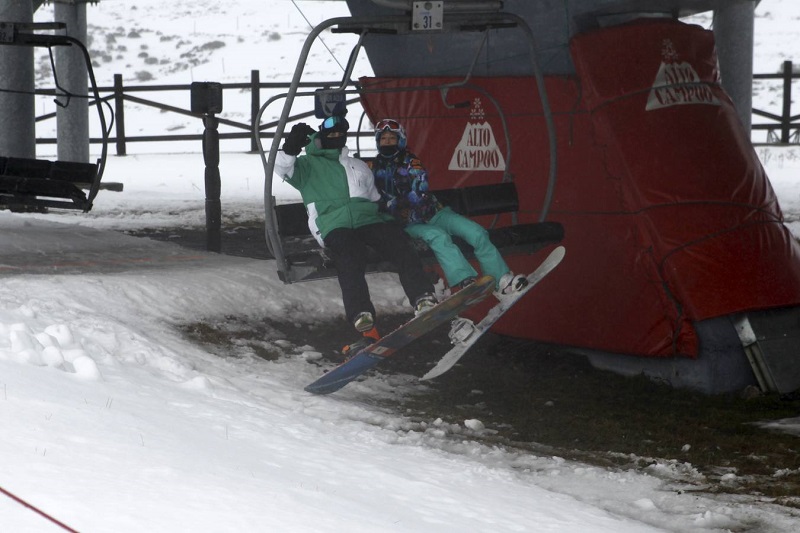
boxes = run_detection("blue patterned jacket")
[369,150,443,225]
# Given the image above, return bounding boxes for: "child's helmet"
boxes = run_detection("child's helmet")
[374,118,407,153]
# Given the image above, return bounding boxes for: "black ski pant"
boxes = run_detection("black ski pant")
[324,222,433,328]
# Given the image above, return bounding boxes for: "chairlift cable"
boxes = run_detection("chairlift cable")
[290,0,348,74]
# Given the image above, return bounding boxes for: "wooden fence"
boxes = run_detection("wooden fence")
[752,60,799,144]
[33,71,362,155]
[33,64,799,154]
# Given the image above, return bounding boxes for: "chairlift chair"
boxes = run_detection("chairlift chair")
[255,3,563,283]
[0,22,110,212]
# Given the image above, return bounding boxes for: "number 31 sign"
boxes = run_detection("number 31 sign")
[412,1,443,31]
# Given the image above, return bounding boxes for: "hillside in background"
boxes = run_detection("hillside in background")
[28,0,798,152]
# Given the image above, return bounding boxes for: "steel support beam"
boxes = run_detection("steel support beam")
[713,0,756,133]
[54,0,89,162]
[0,0,36,158]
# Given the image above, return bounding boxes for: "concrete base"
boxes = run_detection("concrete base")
[574,315,759,395]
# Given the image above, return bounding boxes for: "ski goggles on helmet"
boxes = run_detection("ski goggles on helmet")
[321,115,346,130]
[375,118,402,133]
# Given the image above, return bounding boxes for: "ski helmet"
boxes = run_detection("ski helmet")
[319,115,349,150]
[320,114,349,135]
[374,118,407,156]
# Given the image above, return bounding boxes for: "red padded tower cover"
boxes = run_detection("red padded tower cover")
[359,18,800,358]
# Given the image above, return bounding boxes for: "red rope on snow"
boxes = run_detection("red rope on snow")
[0,485,79,532]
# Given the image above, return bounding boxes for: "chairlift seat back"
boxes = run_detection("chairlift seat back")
[0,156,99,212]
[273,181,563,283]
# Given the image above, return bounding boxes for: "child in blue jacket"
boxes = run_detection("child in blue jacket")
[369,118,527,298]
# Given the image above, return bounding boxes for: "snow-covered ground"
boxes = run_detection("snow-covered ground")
[1,1,799,531]
[2,146,799,532]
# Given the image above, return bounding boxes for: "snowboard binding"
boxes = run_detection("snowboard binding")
[449,318,477,345]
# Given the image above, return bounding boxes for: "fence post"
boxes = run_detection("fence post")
[203,114,222,252]
[781,60,793,144]
[113,74,127,155]
[191,82,224,253]
[250,69,260,153]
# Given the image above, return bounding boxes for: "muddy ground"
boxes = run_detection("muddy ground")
[131,224,800,509]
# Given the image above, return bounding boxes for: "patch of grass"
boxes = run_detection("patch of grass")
[180,316,288,361]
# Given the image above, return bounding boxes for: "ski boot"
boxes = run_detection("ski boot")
[342,326,380,359]
[353,311,375,333]
[495,272,528,300]
[414,293,438,316]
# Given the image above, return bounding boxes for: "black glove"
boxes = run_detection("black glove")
[282,123,316,156]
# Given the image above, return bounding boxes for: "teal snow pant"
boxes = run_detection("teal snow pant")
[405,207,509,288]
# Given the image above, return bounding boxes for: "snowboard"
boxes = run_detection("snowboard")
[305,275,496,395]
[421,245,566,381]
